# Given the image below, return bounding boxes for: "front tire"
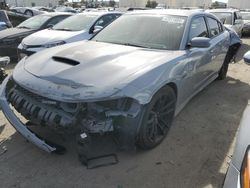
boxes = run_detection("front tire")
[137,86,176,149]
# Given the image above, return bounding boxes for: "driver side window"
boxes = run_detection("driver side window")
[189,17,209,40]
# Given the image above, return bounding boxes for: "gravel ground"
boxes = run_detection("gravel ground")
[0,37,250,188]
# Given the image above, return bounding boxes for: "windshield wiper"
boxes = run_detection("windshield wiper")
[55,28,73,31]
[17,26,31,29]
[123,43,151,49]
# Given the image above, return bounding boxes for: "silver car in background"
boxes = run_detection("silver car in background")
[241,11,250,35]
[0,10,231,162]
[207,9,244,37]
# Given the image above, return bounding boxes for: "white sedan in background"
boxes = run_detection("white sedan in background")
[17,11,121,58]
[207,9,244,37]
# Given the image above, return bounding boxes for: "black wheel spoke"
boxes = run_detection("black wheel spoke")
[159,101,175,113]
[159,108,175,117]
[158,118,169,133]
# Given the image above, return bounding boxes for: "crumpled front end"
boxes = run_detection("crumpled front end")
[0,74,143,153]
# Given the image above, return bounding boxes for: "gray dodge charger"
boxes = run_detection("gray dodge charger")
[0,10,233,162]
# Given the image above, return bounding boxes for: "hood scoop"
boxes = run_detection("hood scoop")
[52,56,80,66]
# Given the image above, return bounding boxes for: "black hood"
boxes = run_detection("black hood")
[0,27,35,40]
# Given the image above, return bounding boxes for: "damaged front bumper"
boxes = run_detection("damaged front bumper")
[0,75,143,153]
[0,76,57,153]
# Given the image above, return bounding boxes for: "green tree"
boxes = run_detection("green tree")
[109,0,115,7]
[146,0,158,8]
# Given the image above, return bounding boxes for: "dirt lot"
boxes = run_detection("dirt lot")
[0,38,250,188]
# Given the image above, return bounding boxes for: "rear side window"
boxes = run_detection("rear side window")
[189,17,209,40]
[207,17,220,37]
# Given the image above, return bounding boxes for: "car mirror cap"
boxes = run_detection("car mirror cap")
[189,37,211,48]
[93,25,103,34]
[244,51,250,65]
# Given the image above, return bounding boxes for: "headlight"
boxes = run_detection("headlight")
[42,41,65,48]
[241,147,250,188]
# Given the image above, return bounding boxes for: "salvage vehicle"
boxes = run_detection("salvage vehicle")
[223,51,250,188]
[207,9,244,37]
[0,12,72,60]
[18,12,122,58]
[0,10,232,162]
[241,11,250,35]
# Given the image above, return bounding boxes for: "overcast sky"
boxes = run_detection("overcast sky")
[212,0,228,2]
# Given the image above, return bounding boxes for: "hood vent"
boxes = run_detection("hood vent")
[52,56,80,66]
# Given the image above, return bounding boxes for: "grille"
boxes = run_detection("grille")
[6,79,82,128]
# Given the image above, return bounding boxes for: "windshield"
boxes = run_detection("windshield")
[93,14,187,50]
[211,12,233,25]
[17,14,51,29]
[241,12,250,20]
[53,14,97,31]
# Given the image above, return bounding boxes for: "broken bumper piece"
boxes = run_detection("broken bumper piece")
[0,76,58,153]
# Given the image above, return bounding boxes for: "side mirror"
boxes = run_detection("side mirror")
[0,56,10,67]
[244,51,250,65]
[189,37,211,48]
[234,19,242,25]
[220,18,226,24]
[93,25,103,34]
[46,24,54,28]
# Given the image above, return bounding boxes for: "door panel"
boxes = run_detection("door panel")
[178,16,212,103]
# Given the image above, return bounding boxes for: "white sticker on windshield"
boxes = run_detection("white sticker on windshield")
[162,17,185,24]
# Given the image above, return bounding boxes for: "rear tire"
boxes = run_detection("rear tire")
[24,10,33,16]
[137,86,176,149]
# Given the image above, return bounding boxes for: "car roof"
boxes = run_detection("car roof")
[124,9,206,17]
[207,8,239,13]
[77,11,122,16]
[41,12,73,16]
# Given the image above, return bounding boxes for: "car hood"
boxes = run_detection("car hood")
[0,27,34,39]
[22,29,84,45]
[14,41,184,102]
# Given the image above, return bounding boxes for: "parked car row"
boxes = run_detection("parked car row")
[0,12,73,60]
[18,12,121,58]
